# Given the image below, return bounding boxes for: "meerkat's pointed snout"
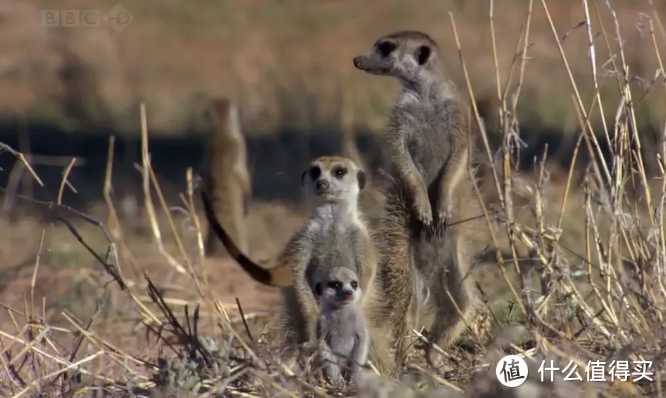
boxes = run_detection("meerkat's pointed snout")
[315,179,330,194]
[352,54,379,74]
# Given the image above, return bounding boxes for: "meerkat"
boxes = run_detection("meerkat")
[340,85,371,186]
[201,98,252,257]
[313,267,370,386]
[200,156,394,371]
[353,31,490,365]
[340,85,388,226]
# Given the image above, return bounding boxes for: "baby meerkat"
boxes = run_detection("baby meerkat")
[313,267,369,387]
[201,98,252,257]
[353,31,489,365]
[201,156,394,371]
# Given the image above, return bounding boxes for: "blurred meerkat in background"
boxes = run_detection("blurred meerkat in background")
[339,85,386,224]
[201,98,252,257]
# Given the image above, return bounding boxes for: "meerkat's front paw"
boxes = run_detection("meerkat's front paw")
[435,204,453,237]
[412,194,433,231]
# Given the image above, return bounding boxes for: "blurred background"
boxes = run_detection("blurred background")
[0,0,664,211]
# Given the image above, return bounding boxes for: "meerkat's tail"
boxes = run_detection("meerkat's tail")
[200,187,292,287]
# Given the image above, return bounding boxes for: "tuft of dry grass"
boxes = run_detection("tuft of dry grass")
[0,0,666,397]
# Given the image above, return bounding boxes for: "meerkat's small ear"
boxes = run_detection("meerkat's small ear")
[357,169,366,191]
[301,169,307,186]
[415,45,431,66]
[314,283,323,296]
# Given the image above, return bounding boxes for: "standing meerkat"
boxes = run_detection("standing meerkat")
[340,85,371,187]
[340,88,386,224]
[353,31,490,365]
[313,267,370,386]
[200,156,394,371]
[201,98,252,257]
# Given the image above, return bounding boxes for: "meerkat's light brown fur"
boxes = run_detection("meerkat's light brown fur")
[353,30,491,366]
[201,98,251,257]
[201,155,394,371]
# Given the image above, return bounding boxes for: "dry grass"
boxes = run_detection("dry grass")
[1,0,666,397]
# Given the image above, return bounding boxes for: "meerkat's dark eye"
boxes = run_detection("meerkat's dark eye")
[350,281,358,289]
[415,45,431,66]
[309,166,321,181]
[328,281,342,290]
[377,41,396,57]
[333,166,347,178]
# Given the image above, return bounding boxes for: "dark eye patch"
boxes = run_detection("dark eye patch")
[415,45,431,65]
[351,281,358,289]
[309,166,321,181]
[377,41,396,57]
[333,165,347,178]
[328,281,342,290]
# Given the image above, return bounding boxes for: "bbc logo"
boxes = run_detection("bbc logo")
[42,10,101,27]
[41,4,132,33]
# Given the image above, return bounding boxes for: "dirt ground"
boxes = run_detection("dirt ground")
[0,157,662,397]
[0,186,510,360]
[0,199,308,371]
[0,168,565,352]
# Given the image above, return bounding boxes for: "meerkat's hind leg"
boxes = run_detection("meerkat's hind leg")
[378,233,414,372]
[423,305,470,368]
[320,347,344,386]
[409,272,431,331]
[423,277,489,367]
[369,178,417,373]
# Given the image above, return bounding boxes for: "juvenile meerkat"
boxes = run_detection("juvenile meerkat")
[201,156,393,370]
[201,98,252,257]
[313,267,369,386]
[353,31,489,365]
